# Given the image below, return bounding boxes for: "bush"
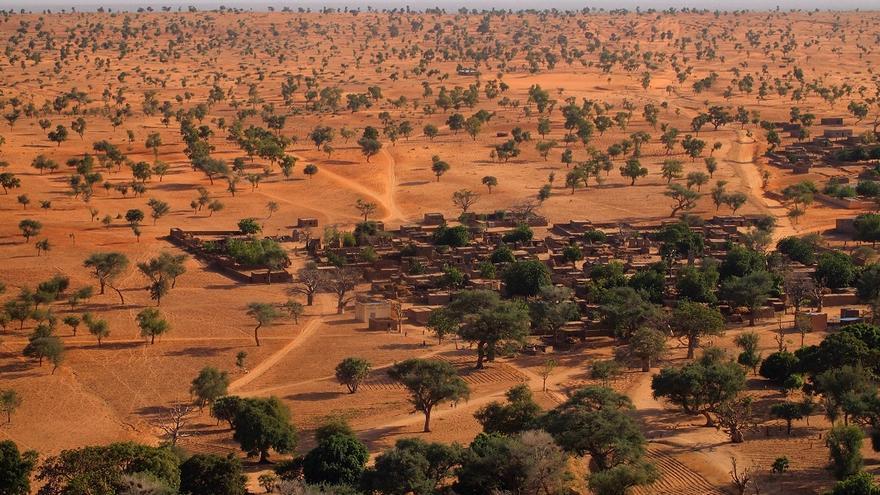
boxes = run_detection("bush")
[759,351,799,384]
[433,225,470,247]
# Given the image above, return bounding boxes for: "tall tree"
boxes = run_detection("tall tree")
[388,359,470,432]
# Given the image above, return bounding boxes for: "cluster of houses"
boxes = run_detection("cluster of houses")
[766,117,863,175]
[310,212,810,341]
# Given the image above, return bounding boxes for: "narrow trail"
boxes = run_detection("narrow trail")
[228,316,321,393]
[724,136,797,244]
[238,344,450,398]
[356,358,579,450]
[313,147,407,224]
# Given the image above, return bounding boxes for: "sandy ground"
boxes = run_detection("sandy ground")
[0,8,879,493]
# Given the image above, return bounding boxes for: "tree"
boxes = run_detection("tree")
[0,390,22,424]
[231,397,298,463]
[0,440,37,495]
[705,157,718,177]
[387,359,469,432]
[354,199,377,222]
[34,238,51,257]
[293,263,323,306]
[358,131,382,163]
[431,156,450,181]
[23,332,65,374]
[619,158,647,185]
[136,308,169,344]
[715,395,756,443]
[674,301,725,359]
[423,124,439,140]
[84,313,110,346]
[246,302,281,346]
[335,357,371,394]
[36,442,181,495]
[71,117,87,140]
[759,351,799,384]
[190,367,230,409]
[47,125,68,146]
[474,384,541,435]
[734,331,762,374]
[661,159,684,183]
[828,472,880,495]
[724,192,748,214]
[827,424,865,480]
[145,132,162,161]
[721,271,775,326]
[628,327,667,371]
[323,267,360,314]
[18,219,41,243]
[301,421,368,486]
[651,350,746,426]
[179,454,246,495]
[854,214,880,246]
[233,218,261,237]
[665,183,700,217]
[452,189,479,215]
[451,292,531,369]
[588,462,659,495]
[282,299,304,324]
[363,438,461,495]
[542,386,646,470]
[147,198,170,225]
[770,401,806,435]
[501,260,550,298]
[815,251,857,290]
[481,176,498,193]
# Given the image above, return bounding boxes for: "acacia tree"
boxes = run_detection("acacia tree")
[388,359,469,432]
[246,302,281,346]
[136,308,170,344]
[452,189,479,215]
[354,199,378,222]
[83,252,129,304]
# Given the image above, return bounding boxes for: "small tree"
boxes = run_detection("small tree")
[452,189,479,215]
[354,199,378,222]
[136,308,170,344]
[246,302,281,346]
[190,367,230,409]
[481,176,498,193]
[18,219,41,243]
[335,357,371,394]
[431,156,450,181]
[770,401,805,435]
[620,158,648,185]
[388,359,469,432]
[628,327,667,371]
[0,390,22,423]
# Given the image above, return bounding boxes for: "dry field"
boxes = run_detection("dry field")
[0,7,879,493]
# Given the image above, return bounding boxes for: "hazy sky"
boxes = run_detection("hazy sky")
[0,0,878,11]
